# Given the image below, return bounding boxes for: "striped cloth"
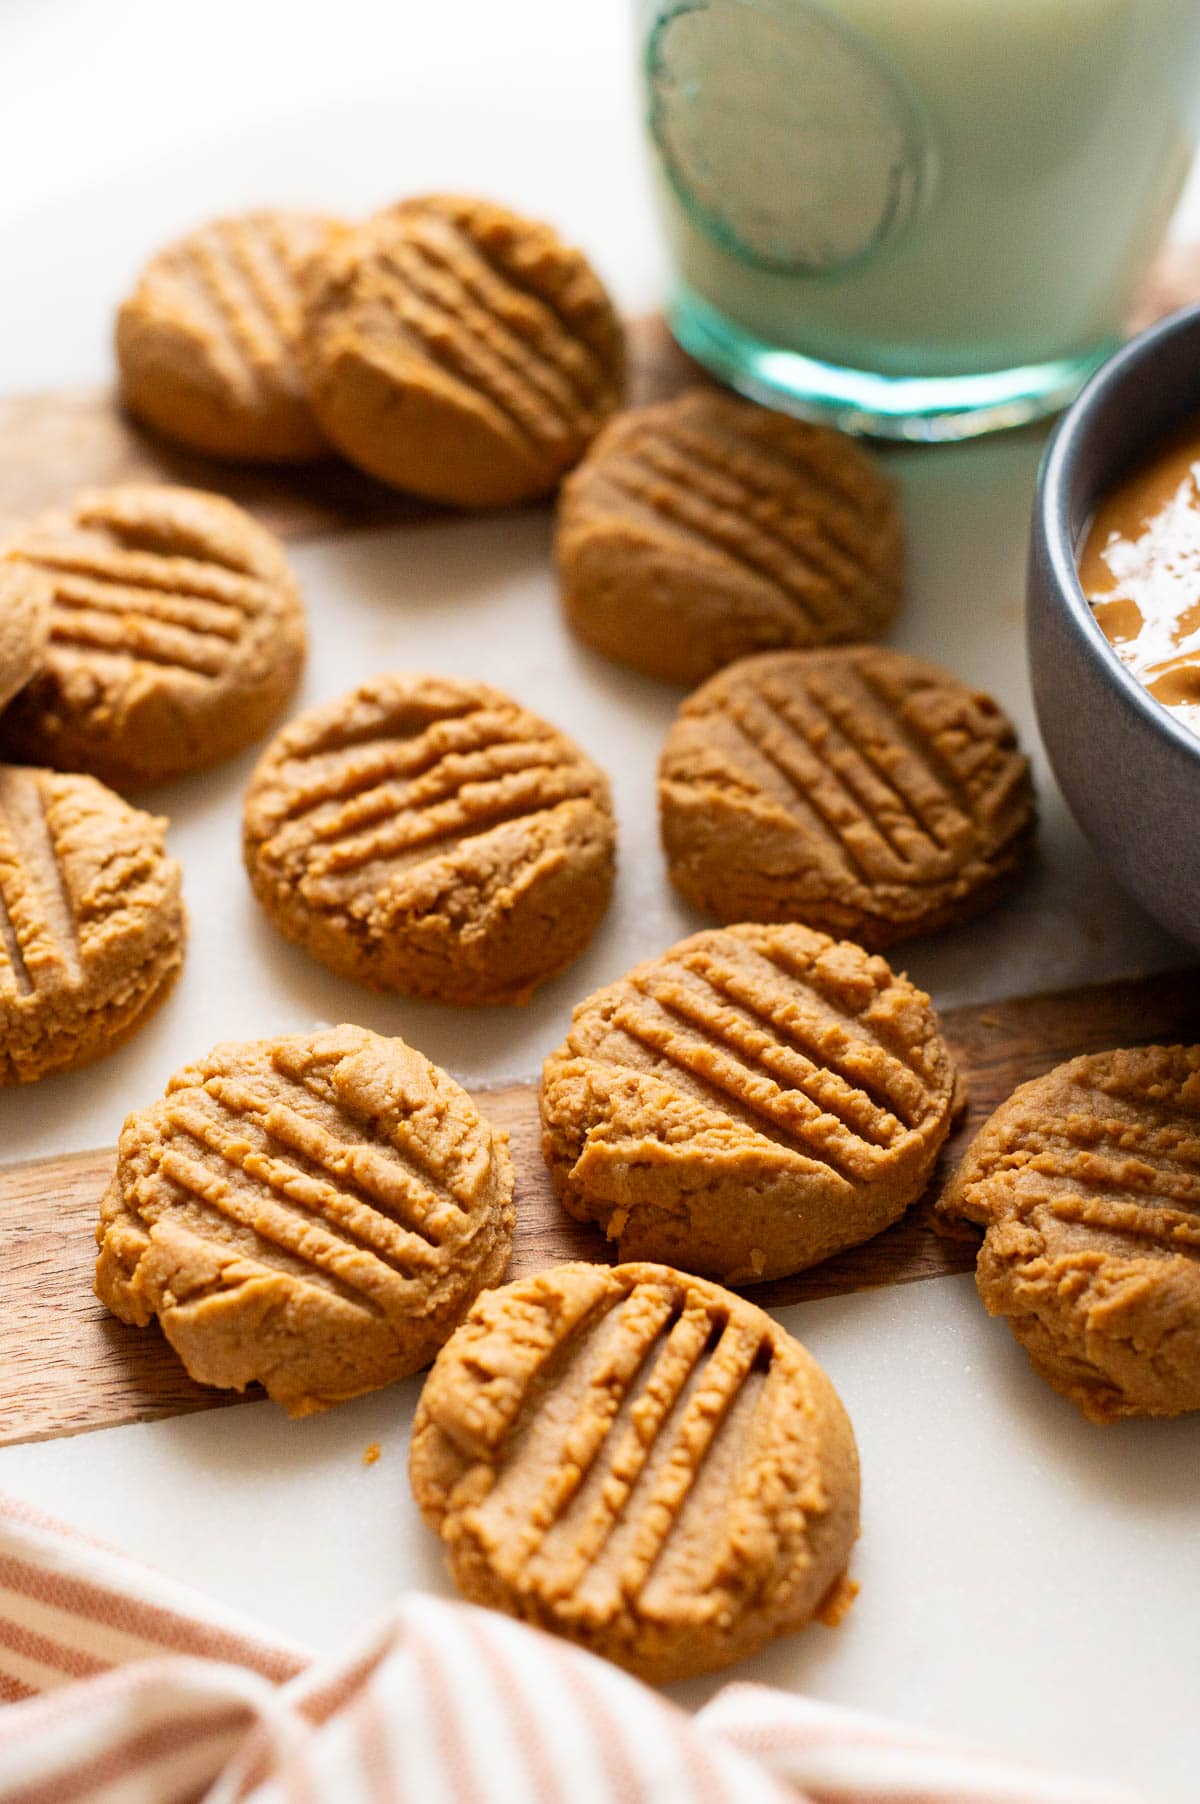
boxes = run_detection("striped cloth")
[0,1492,1140,1804]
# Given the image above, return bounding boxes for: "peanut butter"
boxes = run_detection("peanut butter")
[1079,423,1200,736]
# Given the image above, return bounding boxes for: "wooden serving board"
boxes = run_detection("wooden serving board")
[0,318,703,543]
[3,255,1200,1451]
[2,967,1197,1449]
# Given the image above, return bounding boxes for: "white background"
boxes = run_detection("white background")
[0,4,1198,1799]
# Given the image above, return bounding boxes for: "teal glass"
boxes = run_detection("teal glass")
[638,0,1200,439]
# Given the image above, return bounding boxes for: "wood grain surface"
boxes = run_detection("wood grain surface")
[0,317,701,542]
[2,967,1198,1448]
[1,237,1198,541]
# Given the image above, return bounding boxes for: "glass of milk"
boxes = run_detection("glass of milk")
[638,0,1200,438]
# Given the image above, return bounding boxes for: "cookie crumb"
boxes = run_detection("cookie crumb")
[362,1442,381,1467]
[817,1574,860,1628]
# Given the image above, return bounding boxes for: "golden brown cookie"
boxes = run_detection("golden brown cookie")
[95,1024,515,1416]
[555,388,902,685]
[541,922,955,1283]
[0,764,184,1084]
[659,647,1034,948]
[940,1045,1200,1423]
[0,563,51,713]
[0,485,307,790]
[243,673,616,1005]
[116,211,336,461]
[409,1260,859,1682]
[300,194,625,507]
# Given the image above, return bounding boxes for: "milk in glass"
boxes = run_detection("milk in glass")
[640,0,1200,434]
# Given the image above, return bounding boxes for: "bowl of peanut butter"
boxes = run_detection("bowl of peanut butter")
[1030,300,1200,950]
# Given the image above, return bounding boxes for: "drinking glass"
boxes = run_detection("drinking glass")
[638,0,1200,438]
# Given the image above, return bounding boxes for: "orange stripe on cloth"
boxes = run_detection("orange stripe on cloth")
[349,1684,399,1804]
[410,1624,489,1804]
[0,1613,111,1686]
[0,1554,304,1683]
[464,1613,566,1804]
[10,1704,249,1804]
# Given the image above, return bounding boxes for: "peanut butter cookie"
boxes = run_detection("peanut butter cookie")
[556,388,902,685]
[0,485,306,790]
[243,673,616,1005]
[300,194,625,507]
[0,764,184,1084]
[0,564,51,712]
[409,1260,859,1682]
[941,1045,1200,1423]
[541,922,955,1283]
[659,647,1034,947]
[116,211,336,461]
[95,1024,515,1416]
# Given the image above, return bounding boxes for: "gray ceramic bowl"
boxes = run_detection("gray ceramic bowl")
[1028,301,1200,950]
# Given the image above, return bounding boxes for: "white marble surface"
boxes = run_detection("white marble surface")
[4,1276,1197,1804]
[0,7,1198,1801]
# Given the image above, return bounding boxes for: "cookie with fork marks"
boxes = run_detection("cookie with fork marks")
[410,1260,860,1681]
[941,1045,1200,1422]
[95,1024,515,1415]
[541,922,956,1283]
[659,647,1034,947]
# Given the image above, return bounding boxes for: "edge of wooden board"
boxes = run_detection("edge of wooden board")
[0,318,701,541]
[2,966,1198,1447]
[3,237,1200,541]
